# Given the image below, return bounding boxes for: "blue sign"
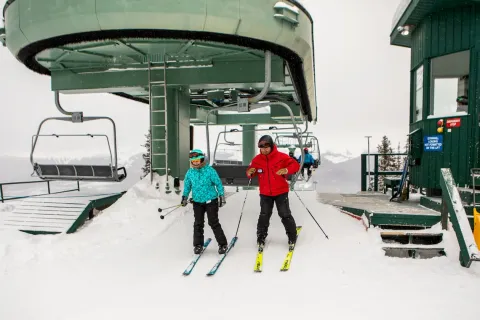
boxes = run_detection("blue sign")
[423,135,443,152]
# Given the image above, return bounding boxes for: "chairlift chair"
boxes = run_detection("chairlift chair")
[212,127,243,166]
[31,117,127,182]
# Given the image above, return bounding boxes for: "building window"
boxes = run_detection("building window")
[413,65,423,122]
[429,51,470,118]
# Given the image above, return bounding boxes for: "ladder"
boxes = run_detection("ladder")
[148,57,171,194]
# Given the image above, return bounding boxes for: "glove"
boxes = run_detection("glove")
[247,168,256,176]
[218,196,226,208]
[276,168,288,175]
[180,196,188,207]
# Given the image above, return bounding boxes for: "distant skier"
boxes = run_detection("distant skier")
[289,151,298,162]
[246,135,300,250]
[181,149,228,255]
[298,148,315,179]
[286,151,299,181]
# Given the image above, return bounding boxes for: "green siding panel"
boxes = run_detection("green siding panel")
[409,116,470,189]
[411,5,476,70]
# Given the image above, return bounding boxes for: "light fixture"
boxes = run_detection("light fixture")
[397,25,412,36]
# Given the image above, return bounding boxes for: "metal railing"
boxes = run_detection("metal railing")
[0,179,80,203]
[361,153,407,191]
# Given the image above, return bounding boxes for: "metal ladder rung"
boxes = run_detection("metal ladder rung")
[152,110,166,113]
[152,167,167,170]
[152,124,166,127]
[152,138,166,141]
[150,81,165,84]
[151,96,165,98]
[153,153,167,156]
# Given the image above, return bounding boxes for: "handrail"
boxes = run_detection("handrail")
[0,179,80,203]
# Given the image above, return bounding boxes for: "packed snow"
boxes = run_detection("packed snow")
[1,174,480,319]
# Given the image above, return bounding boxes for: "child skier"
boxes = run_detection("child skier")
[181,149,228,255]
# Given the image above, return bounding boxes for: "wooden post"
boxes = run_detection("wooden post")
[441,197,449,230]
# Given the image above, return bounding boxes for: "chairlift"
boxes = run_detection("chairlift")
[205,101,307,189]
[30,92,127,182]
[212,127,243,166]
[273,131,321,167]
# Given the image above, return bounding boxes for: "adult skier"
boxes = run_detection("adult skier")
[298,148,315,179]
[181,149,228,255]
[245,135,300,250]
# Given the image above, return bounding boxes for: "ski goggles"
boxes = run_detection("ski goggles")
[189,152,204,159]
[258,142,272,148]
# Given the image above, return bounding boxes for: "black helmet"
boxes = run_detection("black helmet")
[258,135,274,148]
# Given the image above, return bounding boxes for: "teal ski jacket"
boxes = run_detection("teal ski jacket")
[182,164,225,203]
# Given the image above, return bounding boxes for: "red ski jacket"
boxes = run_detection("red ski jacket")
[246,144,300,196]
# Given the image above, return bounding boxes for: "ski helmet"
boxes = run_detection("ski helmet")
[189,149,205,162]
[258,135,274,148]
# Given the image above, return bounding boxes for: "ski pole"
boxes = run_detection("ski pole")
[293,190,329,239]
[158,204,181,213]
[159,206,181,220]
[159,198,193,219]
[234,179,252,237]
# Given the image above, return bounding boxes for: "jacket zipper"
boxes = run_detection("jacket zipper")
[266,156,272,195]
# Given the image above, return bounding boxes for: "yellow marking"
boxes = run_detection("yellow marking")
[254,252,263,272]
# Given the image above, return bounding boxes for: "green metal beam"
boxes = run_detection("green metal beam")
[190,106,217,124]
[51,59,285,92]
[194,113,303,125]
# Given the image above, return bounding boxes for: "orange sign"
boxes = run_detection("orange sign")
[446,118,461,128]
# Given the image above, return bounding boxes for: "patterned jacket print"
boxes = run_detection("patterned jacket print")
[182,164,225,203]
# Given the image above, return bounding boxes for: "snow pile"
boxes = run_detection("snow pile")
[0,175,480,320]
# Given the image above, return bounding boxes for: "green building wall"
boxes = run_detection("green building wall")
[408,4,480,190]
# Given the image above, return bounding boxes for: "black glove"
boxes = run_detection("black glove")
[180,196,188,207]
[218,196,226,208]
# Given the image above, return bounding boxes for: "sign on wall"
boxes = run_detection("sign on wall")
[446,118,461,128]
[423,135,443,152]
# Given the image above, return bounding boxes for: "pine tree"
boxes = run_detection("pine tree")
[394,142,402,171]
[376,135,395,191]
[141,130,151,179]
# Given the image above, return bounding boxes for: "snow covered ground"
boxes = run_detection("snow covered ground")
[1,175,480,320]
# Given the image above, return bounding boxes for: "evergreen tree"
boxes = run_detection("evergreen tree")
[394,141,402,171]
[376,135,395,190]
[141,130,151,179]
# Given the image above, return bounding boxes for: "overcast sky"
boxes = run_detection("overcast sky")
[0,0,409,161]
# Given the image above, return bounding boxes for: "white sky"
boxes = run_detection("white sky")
[0,0,410,159]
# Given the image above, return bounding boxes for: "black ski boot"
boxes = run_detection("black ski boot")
[218,244,228,254]
[257,235,266,251]
[194,245,203,254]
[288,236,297,251]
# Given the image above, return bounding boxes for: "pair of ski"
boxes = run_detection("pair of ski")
[254,226,302,272]
[182,236,237,276]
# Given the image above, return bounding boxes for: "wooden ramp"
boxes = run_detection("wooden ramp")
[0,193,123,234]
[317,192,441,228]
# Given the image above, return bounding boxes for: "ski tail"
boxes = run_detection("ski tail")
[206,236,237,276]
[254,244,265,272]
[280,226,302,272]
[182,238,212,276]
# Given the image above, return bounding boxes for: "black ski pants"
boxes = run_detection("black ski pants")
[193,199,228,247]
[257,192,297,242]
[302,163,313,177]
